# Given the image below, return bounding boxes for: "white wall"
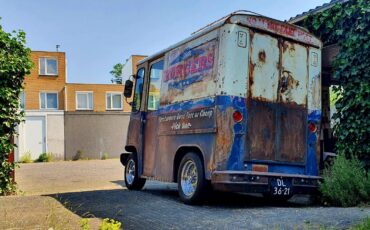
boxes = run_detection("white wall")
[16,111,65,161]
[121,56,133,82]
[47,113,65,160]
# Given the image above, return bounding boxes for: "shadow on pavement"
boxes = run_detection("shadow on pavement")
[45,181,315,229]
[112,179,313,207]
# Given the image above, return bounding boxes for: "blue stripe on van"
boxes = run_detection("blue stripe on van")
[156,95,320,176]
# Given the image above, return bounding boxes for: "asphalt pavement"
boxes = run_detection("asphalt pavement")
[13,159,370,229]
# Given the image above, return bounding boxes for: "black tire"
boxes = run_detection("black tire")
[124,154,146,190]
[177,152,209,204]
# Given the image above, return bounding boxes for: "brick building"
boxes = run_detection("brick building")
[16,51,146,161]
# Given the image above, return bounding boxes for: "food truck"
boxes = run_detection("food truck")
[121,11,322,204]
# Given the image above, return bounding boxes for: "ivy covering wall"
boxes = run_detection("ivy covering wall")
[303,0,370,169]
[0,21,33,195]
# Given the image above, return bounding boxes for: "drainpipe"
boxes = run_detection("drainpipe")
[9,136,15,183]
[64,85,68,111]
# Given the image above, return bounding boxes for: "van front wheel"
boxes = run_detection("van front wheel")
[124,155,146,190]
[177,152,208,204]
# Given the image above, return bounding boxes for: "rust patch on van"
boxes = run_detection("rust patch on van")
[282,40,289,52]
[247,100,276,160]
[247,100,307,163]
[248,31,255,100]
[248,59,255,99]
[214,107,234,169]
[278,70,299,103]
[258,50,266,63]
[277,107,307,162]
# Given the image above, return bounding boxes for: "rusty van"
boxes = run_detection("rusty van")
[121,11,322,204]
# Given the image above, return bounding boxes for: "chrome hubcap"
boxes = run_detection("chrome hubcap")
[126,159,135,185]
[180,160,198,197]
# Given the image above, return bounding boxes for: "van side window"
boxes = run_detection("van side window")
[147,60,164,111]
[132,68,145,112]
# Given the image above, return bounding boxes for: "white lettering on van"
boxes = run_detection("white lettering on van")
[200,109,213,118]
[182,122,192,129]
[171,122,181,130]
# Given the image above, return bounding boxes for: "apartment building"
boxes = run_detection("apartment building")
[16,51,146,161]
[65,83,128,112]
[17,51,66,161]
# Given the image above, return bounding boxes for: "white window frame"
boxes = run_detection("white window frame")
[39,57,58,76]
[39,91,59,110]
[106,92,123,110]
[76,91,94,110]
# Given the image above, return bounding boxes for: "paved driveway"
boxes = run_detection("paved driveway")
[15,159,370,229]
[16,159,124,195]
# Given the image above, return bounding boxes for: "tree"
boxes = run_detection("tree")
[110,63,123,84]
[0,21,33,195]
[303,0,370,170]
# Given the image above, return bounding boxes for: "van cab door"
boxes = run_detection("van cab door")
[142,59,164,177]
[126,65,146,175]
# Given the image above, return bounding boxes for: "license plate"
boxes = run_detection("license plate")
[270,178,292,196]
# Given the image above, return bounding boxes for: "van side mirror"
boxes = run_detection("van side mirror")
[124,79,133,98]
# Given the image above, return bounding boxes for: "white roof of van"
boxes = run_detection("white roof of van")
[138,10,321,65]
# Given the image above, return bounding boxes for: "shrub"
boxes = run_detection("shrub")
[101,152,109,160]
[35,152,53,162]
[73,150,85,161]
[80,218,122,230]
[80,218,90,230]
[19,151,33,163]
[99,218,122,230]
[320,154,370,207]
[0,20,33,195]
[351,217,370,230]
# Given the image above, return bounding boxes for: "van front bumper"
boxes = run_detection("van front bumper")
[211,170,321,195]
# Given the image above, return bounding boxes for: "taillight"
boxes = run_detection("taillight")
[233,111,243,123]
[308,122,317,132]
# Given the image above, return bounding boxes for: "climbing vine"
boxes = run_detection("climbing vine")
[303,0,370,169]
[0,20,33,195]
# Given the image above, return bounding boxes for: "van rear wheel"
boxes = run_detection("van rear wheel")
[124,155,146,190]
[177,152,208,204]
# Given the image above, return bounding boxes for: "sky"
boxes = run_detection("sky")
[0,0,330,84]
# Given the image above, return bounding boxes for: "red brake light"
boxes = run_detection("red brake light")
[308,122,317,132]
[233,111,243,123]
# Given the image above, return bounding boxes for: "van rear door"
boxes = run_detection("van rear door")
[247,31,308,164]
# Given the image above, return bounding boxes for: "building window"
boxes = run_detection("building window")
[106,93,122,110]
[20,92,25,109]
[76,92,93,110]
[40,92,58,109]
[39,57,58,75]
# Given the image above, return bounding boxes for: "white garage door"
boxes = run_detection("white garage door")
[24,116,46,159]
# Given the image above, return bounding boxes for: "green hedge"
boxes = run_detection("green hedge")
[0,21,33,195]
[303,0,370,170]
